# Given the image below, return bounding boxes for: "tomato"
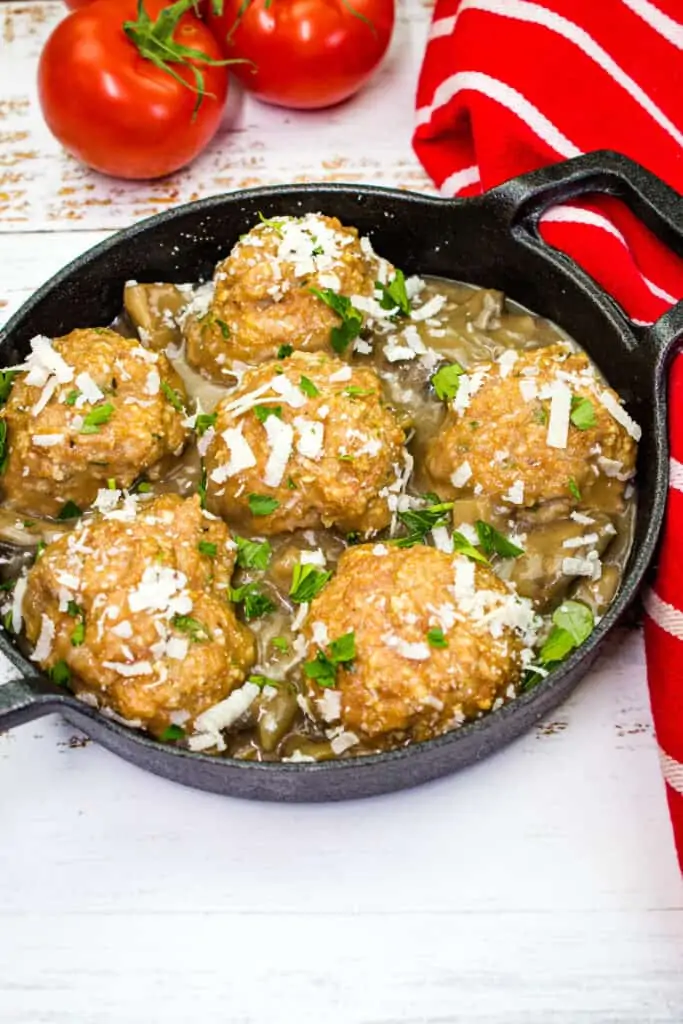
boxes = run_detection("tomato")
[207,0,395,110]
[39,0,229,180]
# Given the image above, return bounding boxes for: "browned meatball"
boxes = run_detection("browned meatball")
[302,544,539,747]
[203,350,408,536]
[183,214,385,379]
[0,328,189,518]
[424,344,638,509]
[20,494,255,736]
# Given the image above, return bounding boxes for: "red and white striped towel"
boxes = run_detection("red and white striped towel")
[413,0,683,869]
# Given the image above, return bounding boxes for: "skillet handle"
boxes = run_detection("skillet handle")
[0,674,59,731]
[490,149,683,360]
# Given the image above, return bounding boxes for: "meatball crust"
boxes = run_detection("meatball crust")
[203,350,407,536]
[184,213,385,379]
[21,494,255,735]
[1,328,189,518]
[424,344,638,509]
[303,544,539,745]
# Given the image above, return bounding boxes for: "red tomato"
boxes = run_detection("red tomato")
[39,0,229,179]
[207,0,395,110]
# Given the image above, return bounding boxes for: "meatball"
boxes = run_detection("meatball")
[20,493,255,736]
[183,213,386,379]
[302,543,539,745]
[424,344,638,509]
[1,328,189,518]
[203,350,408,536]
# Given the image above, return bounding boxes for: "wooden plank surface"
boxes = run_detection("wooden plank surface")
[1,3,682,1022]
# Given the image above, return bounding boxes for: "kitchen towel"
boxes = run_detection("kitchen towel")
[413,0,683,869]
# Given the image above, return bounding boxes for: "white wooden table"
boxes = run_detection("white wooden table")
[1,3,682,1021]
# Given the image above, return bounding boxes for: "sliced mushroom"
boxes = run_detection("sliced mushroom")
[123,282,186,350]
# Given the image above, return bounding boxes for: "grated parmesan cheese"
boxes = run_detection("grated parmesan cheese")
[450,461,472,488]
[382,633,431,661]
[598,390,642,441]
[263,415,294,487]
[546,381,572,449]
[32,434,64,447]
[189,681,260,752]
[502,480,525,505]
[211,424,257,483]
[497,350,518,378]
[293,417,324,460]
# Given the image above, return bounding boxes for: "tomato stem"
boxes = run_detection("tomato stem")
[123,0,247,115]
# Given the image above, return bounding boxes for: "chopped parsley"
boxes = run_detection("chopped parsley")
[50,660,71,687]
[35,540,46,558]
[452,531,490,565]
[533,404,549,426]
[234,534,272,571]
[254,404,283,423]
[376,268,411,317]
[277,344,293,360]
[64,389,80,406]
[304,631,356,688]
[159,724,185,741]
[195,412,217,436]
[160,380,185,412]
[248,493,280,517]
[272,636,289,653]
[80,402,114,434]
[215,319,230,339]
[229,582,276,621]
[395,501,454,548]
[198,462,207,509]
[0,579,15,592]
[67,601,86,647]
[344,386,374,398]
[287,477,297,490]
[0,370,16,406]
[431,362,465,401]
[309,287,363,354]
[427,628,448,649]
[540,600,594,665]
[171,614,212,642]
[570,396,597,430]
[198,540,217,557]
[257,211,285,233]
[568,477,582,501]
[57,500,82,520]
[248,673,281,688]
[0,421,8,475]
[299,376,320,398]
[130,476,152,494]
[289,562,331,604]
[475,520,525,559]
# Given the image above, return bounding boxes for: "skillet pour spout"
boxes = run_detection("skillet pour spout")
[0,149,682,801]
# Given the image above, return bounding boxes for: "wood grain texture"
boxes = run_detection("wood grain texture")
[1,3,682,1021]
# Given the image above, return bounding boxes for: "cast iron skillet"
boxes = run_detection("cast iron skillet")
[0,150,680,801]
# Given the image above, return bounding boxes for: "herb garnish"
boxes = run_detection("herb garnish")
[395,501,454,548]
[229,582,276,621]
[570,396,597,430]
[50,660,71,687]
[568,477,582,501]
[195,412,217,436]
[0,370,16,407]
[427,628,448,649]
[248,674,281,688]
[452,531,490,565]
[277,344,293,360]
[57,501,82,520]
[160,724,185,741]
[80,402,114,434]
[475,520,525,559]
[198,540,217,557]
[65,389,80,406]
[304,631,356,688]
[67,601,86,647]
[299,376,320,398]
[160,380,185,412]
[344,386,374,398]
[376,268,411,317]
[254,404,283,423]
[248,493,280,517]
[257,211,285,234]
[309,287,363,354]
[198,462,207,509]
[289,562,332,604]
[171,614,212,642]
[431,362,465,401]
[234,534,272,571]
[215,319,230,339]
[272,636,289,653]
[540,601,594,664]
